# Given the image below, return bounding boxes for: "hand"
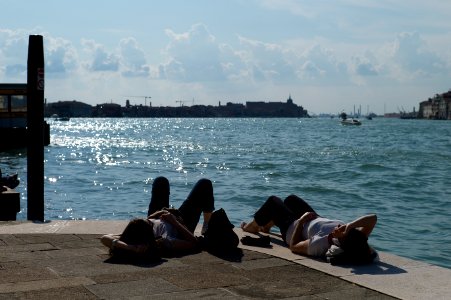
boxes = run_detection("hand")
[332,224,348,239]
[160,212,177,224]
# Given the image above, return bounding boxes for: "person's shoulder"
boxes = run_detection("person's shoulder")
[311,217,344,227]
[310,216,333,223]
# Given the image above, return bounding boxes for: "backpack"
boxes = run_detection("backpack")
[202,208,239,253]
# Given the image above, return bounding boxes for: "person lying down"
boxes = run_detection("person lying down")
[241,195,378,265]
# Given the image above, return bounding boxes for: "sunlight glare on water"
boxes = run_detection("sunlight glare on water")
[1,117,450,269]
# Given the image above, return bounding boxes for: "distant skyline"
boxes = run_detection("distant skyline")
[2,0,451,114]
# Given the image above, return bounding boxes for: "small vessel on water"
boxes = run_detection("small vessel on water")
[341,118,362,125]
[340,112,362,126]
[51,114,70,121]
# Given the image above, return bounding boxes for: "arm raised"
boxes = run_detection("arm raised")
[100,234,149,254]
[345,214,377,237]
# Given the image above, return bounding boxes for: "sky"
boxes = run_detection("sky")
[1,0,451,115]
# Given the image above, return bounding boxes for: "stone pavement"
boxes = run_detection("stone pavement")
[0,221,450,299]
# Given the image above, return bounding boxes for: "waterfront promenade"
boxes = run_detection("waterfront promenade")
[0,221,450,299]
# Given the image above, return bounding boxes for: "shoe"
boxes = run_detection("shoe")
[240,235,271,247]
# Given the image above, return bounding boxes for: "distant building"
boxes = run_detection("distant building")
[92,103,122,117]
[45,100,92,117]
[43,95,309,118]
[245,95,308,117]
[419,91,451,120]
[219,102,246,117]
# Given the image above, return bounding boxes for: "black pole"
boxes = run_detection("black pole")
[27,35,45,221]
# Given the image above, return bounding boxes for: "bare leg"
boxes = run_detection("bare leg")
[203,211,212,224]
[240,220,263,233]
[201,211,212,234]
[261,221,274,233]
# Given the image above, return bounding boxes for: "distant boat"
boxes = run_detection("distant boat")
[365,106,374,120]
[51,114,70,121]
[341,118,362,126]
[339,111,362,126]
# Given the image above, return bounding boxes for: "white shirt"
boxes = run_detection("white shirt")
[285,217,344,257]
[151,219,179,247]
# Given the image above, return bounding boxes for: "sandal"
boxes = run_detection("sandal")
[240,235,271,247]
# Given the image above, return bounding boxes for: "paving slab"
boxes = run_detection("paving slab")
[1,220,449,299]
[129,288,242,300]
[0,220,128,234]
[86,277,181,299]
[234,229,451,300]
[0,277,95,294]
[0,286,98,300]
[344,264,451,300]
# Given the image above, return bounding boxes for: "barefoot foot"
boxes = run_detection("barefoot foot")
[240,220,261,233]
[260,221,274,233]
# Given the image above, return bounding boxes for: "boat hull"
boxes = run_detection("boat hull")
[341,119,362,126]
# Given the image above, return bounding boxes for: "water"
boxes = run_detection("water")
[1,117,450,269]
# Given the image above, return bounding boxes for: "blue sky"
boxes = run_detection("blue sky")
[1,0,451,114]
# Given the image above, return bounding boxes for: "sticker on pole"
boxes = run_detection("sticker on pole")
[37,68,45,90]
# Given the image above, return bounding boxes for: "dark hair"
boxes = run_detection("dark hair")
[337,228,373,264]
[111,218,160,262]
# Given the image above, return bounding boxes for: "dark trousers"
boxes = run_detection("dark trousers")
[148,177,215,233]
[148,176,170,215]
[254,195,316,239]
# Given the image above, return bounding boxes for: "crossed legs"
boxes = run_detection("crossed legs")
[241,195,316,239]
[149,177,215,233]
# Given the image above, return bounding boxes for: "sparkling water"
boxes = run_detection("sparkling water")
[1,117,450,269]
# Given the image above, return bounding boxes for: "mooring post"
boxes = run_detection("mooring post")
[27,35,45,221]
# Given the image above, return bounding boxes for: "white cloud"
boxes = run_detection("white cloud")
[298,45,348,84]
[82,39,119,72]
[45,36,78,77]
[0,0,451,115]
[0,29,29,80]
[0,29,28,60]
[119,37,150,77]
[237,37,297,83]
[389,32,447,77]
[161,23,226,82]
[5,64,27,78]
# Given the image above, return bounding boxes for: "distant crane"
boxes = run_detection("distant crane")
[397,106,406,113]
[125,96,152,106]
[175,99,195,106]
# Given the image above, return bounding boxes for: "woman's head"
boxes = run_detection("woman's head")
[120,218,155,245]
[339,228,372,263]
[112,218,160,261]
